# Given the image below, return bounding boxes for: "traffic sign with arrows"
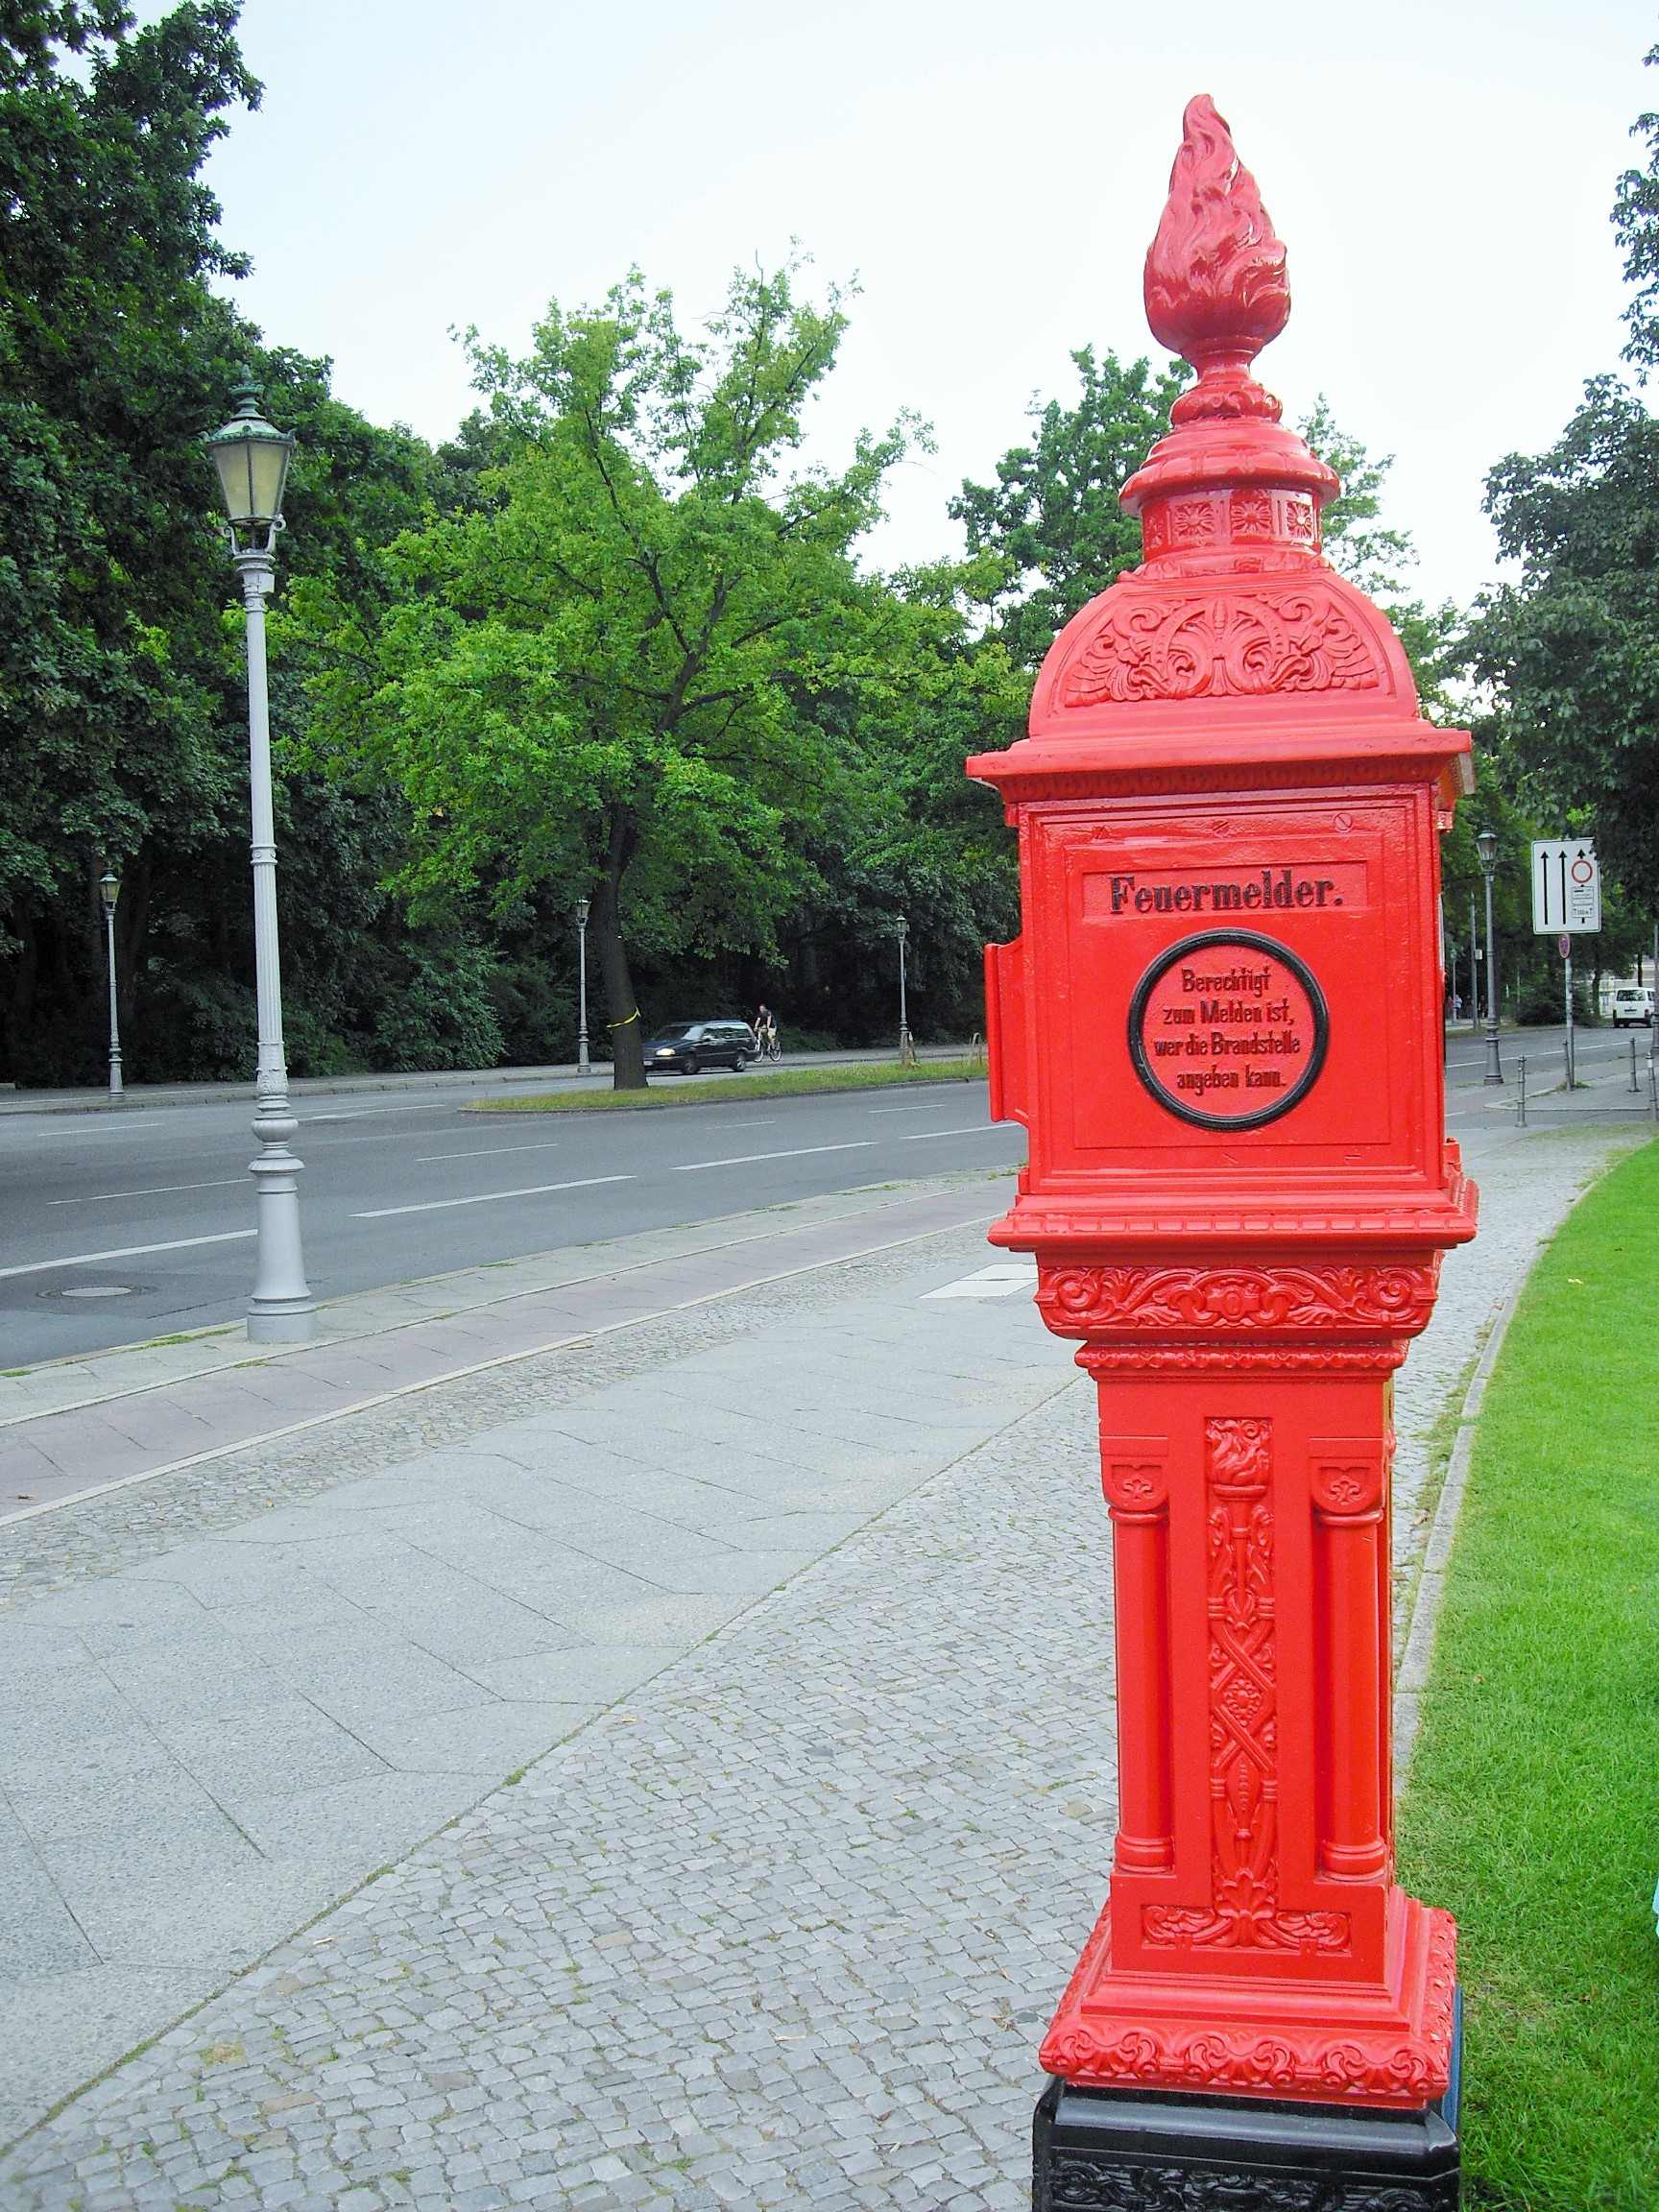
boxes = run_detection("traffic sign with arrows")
[1531,840,1601,934]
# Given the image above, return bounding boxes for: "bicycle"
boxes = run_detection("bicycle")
[755,1023,781,1063]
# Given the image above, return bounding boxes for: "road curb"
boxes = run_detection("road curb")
[1393,1274,1527,1774]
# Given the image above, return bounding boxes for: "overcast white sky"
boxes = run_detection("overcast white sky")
[188,0,1655,612]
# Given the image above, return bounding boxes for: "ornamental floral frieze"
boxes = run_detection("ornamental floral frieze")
[1056,583,1382,708]
[1041,1911,1455,2103]
[1037,1261,1439,1341]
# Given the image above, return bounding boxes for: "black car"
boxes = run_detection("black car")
[643,1020,756,1075]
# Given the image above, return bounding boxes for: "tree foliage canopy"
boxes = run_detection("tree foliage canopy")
[950,347,1186,671]
[0,2,1476,1085]
[291,266,940,1084]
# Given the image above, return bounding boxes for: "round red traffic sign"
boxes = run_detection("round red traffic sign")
[1128,931,1329,1131]
[1558,934,1572,958]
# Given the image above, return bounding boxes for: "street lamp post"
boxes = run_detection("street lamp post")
[575,898,591,1077]
[896,914,914,1065]
[205,375,316,1343]
[99,870,123,1101]
[1477,826,1503,1086]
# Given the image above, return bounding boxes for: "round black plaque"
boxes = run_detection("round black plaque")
[1127,928,1330,1132]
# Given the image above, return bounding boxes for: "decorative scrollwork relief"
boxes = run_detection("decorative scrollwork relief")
[1040,2018,1449,2104]
[1044,2154,1455,2211]
[1101,1458,1169,1513]
[1038,1262,1438,1338]
[1311,1457,1383,1516]
[1140,1417,1350,1960]
[1058,586,1382,708]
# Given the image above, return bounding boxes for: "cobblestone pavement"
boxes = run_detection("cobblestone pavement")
[0,1125,1639,2211]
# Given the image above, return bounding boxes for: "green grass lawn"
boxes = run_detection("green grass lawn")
[466,1055,987,1113]
[1398,1137,1659,2209]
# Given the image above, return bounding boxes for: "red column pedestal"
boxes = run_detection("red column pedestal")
[969,95,1472,2212]
[1044,1335,1452,2105]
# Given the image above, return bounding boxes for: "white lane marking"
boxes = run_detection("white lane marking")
[0,1115,174,1140]
[923,1262,1038,1301]
[355,1173,633,1219]
[48,1178,246,1206]
[867,1100,962,1115]
[414,1142,562,1164]
[898,1124,1003,1140]
[710,1120,779,1130]
[672,1142,877,1173]
[0,1230,256,1282]
[306,1102,457,1122]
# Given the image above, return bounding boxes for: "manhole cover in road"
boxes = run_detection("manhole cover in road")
[41,1284,149,1301]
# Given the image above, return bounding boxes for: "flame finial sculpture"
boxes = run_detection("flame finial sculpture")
[1118,97,1338,584]
[1146,95,1290,422]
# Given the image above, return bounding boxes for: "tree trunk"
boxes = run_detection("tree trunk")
[594,807,647,1090]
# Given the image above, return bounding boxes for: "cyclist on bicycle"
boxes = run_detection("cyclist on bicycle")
[754,1004,780,1059]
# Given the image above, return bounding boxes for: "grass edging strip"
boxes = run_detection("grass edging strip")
[1396,1137,1659,2210]
[464,1058,986,1113]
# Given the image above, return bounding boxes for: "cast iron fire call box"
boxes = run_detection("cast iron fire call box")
[970,97,1476,2212]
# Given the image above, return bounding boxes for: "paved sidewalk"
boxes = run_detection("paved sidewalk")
[0,1125,1642,2208]
[0,1174,1010,1524]
[0,1178,1062,2153]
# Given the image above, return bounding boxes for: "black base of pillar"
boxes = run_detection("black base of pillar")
[1033,1994,1461,2211]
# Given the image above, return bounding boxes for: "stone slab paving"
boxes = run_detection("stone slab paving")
[0,1200,1069,2153]
[0,1174,1006,1516]
[0,1124,1641,2209]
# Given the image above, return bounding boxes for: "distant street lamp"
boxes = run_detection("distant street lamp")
[1476,825,1503,1086]
[896,913,914,1065]
[204,374,316,1343]
[575,897,591,1077]
[99,870,123,1102]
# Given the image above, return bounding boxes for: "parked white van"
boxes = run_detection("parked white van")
[1610,986,1653,1027]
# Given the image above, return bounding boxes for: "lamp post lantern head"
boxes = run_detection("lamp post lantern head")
[1476,826,1499,872]
[99,869,120,918]
[204,373,294,543]
[896,913,907,943]
[576,897,589,929]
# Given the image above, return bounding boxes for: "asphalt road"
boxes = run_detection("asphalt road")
[1444,1019,1651,1091]
[5,1019,1646,1370]
[0,1075,1026,1367]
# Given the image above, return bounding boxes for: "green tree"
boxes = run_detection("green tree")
[1464,47,1659,926]
[0,0,258,1073]
[293,264,912,1087]
[1476,376,1659,910]
[950,347,1186,670]
[1612,39,1659,373]
[1297,397,1460,714]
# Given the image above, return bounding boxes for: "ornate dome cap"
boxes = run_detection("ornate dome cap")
[1006,94,1445,753]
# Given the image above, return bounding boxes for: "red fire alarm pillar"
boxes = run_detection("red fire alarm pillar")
[971,97,1474,2211]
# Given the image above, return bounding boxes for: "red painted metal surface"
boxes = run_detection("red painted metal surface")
[970,95,1476,2109]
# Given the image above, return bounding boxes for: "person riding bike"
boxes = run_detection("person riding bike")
[754,1004,781,1060]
